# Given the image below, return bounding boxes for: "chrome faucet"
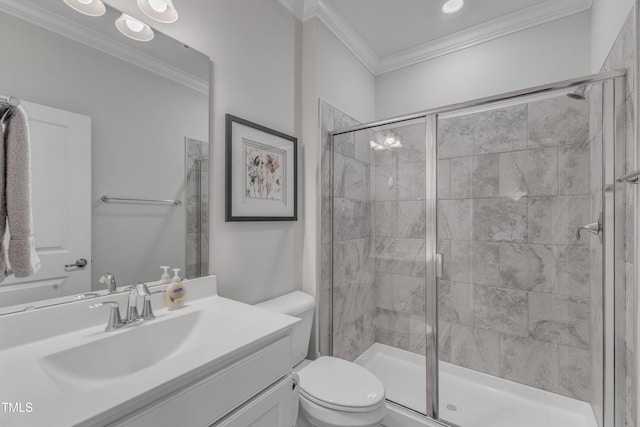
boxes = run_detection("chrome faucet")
[90,283,158,332]
[99,272,118,293]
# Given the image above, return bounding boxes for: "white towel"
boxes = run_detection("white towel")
[0,105,41,281]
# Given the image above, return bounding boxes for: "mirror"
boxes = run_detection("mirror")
[0,0,210,314]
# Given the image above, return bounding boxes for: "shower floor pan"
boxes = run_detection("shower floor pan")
[354,343,597,427]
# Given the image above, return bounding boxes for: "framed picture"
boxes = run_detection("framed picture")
[225,114,297,221]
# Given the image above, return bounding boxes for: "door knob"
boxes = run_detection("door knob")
[65,258,88,268]
[577,213,602,242]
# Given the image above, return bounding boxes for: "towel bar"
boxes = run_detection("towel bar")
[101,196,182,206]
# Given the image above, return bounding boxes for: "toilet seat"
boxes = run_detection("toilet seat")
[299,390,383,413]
[297,356,385,412]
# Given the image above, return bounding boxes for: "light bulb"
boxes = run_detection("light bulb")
[116,13,154,41]
[63,0,106,17]
[384,135,396,147]
[137,0,178,23]
[149,0,168,13]
[442,0,464,14]
[125,18,145,32]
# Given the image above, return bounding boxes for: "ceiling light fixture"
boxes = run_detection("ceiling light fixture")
[137,0,179,23]
[115,13,155,42]
[384,134,402,149]
[442,0,464,14]
[63,0,106,17]
[370,140,387,151]
[370,132,403,151]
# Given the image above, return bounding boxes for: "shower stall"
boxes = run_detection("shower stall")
[322,70,628,427]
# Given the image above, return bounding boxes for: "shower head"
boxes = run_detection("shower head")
[567,85,587,100]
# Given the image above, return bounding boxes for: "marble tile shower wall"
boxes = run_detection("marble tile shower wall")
[437,98,592,402]
[185,138,209,279]
[598,7,637,427]
[371,123,427,354]
[318,100,376,362]
[320,102,428,361]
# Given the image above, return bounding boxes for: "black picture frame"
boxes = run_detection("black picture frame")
[225,114,298,222]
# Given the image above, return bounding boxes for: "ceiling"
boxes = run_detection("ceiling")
[279,0,593,75]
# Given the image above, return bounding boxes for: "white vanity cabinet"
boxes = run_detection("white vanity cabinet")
[0,277,300,427]
[110,336,295,427]
[213,375,295,427]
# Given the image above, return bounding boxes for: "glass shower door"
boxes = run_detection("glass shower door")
[435,87,605,427]
[331,117,431,416]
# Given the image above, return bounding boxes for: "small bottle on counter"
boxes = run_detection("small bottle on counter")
[164,268,186,310]
[160,266,171,284]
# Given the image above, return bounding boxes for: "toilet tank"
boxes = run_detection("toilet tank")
[256,291,315,366]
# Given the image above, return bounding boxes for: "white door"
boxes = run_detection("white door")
[0,101,91,310]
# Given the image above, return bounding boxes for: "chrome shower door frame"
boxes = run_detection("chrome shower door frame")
[424,114,439,419]
[604,75,628,427]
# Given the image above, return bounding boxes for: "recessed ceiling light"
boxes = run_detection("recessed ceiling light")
[137,0,179,23]
[63,0,106,17]
[115,13,155,42]
[442,0,464,14]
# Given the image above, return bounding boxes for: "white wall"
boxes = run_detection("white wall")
[315,19,376,123]
[107,0,303,304]
[301,19,319,302]
[591,0,635,71]
[375,11,591,119]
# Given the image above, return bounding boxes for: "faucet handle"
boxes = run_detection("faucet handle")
[125,286,141,322]
[90,301,125,332]
[136,283,151,296]
[141,290,164,320]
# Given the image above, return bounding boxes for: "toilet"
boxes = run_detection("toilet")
[256,291,386,427]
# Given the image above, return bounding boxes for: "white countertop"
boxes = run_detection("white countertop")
[0,276,298,427]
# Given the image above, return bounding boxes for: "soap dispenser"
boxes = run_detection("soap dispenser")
[160,266,171,284]
[164,268,185,310]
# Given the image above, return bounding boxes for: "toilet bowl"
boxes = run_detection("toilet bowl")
[256,292,386,427]
[295,356,385,427]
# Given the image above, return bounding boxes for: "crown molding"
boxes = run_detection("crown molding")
[304,0,378,74]
[0,0,209,94]
[296,0,592,76]
[277,0,305,21]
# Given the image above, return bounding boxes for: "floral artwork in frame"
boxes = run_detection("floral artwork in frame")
[225,114,297,221]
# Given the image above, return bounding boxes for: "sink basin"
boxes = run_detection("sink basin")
[39,309,250,396]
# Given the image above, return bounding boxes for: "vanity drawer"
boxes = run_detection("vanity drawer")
[213,375,294,427]
[113,336,292,427]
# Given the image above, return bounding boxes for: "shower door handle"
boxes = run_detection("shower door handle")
[576,213,602,242]
[435,253,443,278]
